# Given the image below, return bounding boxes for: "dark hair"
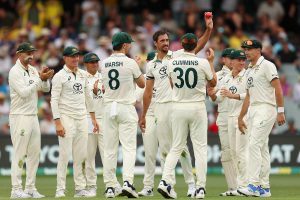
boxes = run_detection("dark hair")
[113,43,124,51]
[153,30,169,42]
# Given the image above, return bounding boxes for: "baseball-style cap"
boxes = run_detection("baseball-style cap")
[221,48,235,57]
[112,32,134,47]
[146,51,156,61]
[16,42,37,53]
[181,33,198,50]
[229,49,246,59]
[241,39,262,49]
[83,52,100,63]
[63,46,80,56]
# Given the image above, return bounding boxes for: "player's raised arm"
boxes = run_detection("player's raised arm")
[194,12,213,54]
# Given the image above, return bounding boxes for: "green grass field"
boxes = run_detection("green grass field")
[0,175,299,199]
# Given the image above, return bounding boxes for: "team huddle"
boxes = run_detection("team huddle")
[8,15,285,199]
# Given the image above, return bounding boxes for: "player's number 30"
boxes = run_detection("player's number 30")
[174,67,198,89]
[108,69,120,90]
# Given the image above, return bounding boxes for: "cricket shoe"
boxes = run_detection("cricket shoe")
[238,184,260,197]
[220,189,240,196]
[187,184,196,197]
[87,186,97,197]
[157,180,177,199]
[105,187,115,198]
[24,190,45,198]
[10,190,31,199]
[194,187,206,199]
[122,181,138,198]
[114,185,124,197]
[258,186,271,197]
[55,189,65,198]
[138,187,154,197]
[74,189,93,198]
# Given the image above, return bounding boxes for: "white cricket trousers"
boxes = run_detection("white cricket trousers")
[10,115,41,191]
[216,112,237,190]
[247,104,276,188]
[85,118,104,188]
[142,114,158,189]
[154,102,195,186]
[228,116,249,188]
[103,103,138,187]
[162,102,207,187]
[56,114,88,191]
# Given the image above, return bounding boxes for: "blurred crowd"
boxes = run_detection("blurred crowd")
[0,0,300,135]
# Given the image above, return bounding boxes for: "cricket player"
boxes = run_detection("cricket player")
[237,40,286,197]
[135,51,159,197]
[82,52,122,197]
[218,49,248,191]
[51,46,99,198]
[207,48,239,196]
[140,15,213,197]
[9,42,54,199]
[101,32,145,198]
[157,33,216,199]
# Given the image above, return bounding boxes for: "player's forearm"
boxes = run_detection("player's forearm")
[238,92,249,119]
[194,28,212,54]
[89,112,96,121]
[142,92,152,118]
[273,80,284,108]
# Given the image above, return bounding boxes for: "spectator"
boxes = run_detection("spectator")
[0,74,8,95]
[278,41,298,63]
[0,92,9,135]
[257,0,285,23]
[293,76,300,103]
[40,109,56,135]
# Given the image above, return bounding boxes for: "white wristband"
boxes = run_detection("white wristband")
[277,107,284,113]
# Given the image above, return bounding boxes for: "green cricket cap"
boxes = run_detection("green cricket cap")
[112,32,134,47]
[63,46,80,56]
[16,42,37,53]
[221,48,235,57]
[83,52,100,63]
[229,49,246,59]
[241,39,262,49]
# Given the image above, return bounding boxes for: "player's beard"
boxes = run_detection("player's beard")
[23,56,33,65]
[160,45,169,53]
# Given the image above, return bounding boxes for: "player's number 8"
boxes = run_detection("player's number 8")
[174,67,198,89]
[108,69,120,90]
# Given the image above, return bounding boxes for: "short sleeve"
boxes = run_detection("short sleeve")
[146,62,154,80]
[201,59,213,81]
[131,59,142,79]
[265,62,278,82]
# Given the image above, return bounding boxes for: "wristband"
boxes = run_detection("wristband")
[277,107,284,113]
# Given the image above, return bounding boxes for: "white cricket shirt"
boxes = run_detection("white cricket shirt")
[222,69,247,116]
[245,56,278,106]
[168,52,213,102]
[9,59,50,115]
[51,65,95,120]
[101,53,142,104]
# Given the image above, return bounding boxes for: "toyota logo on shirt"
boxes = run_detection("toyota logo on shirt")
[73,83,83,94]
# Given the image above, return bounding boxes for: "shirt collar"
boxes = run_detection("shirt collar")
[182,51,196,56]
[248,56,264,68]
[63,65,78,73]
[231,68,246,78]
[16,59,31,71]
[154,50,173,61]
[222,65,231,73]
[111,53,125,57]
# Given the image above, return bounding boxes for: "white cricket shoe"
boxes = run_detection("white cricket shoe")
[24,190,45,198]
[55,189,65,198]
[138,188,154,197]
[87,187,97,197]
[238,184,260,197]
[122,181,138,198]
[105,187,115,198]
[114,185,123,197]
[195,187,206,199]
[187,184,196,197]
[220,189,240,196]
[258,186,271,197]
[74,189,93,198]
[157,180,177,199]
[10,190,31,199]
